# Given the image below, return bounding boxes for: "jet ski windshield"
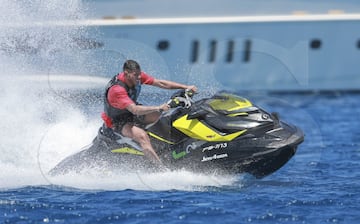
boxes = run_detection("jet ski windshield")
[207,92,259,115]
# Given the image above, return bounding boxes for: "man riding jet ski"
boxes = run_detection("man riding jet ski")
[49,90,304,178]
[101,60,198,164]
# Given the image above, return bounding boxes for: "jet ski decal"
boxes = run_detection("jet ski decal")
[201,153,229,162]
[148,132,175,144]
[227,112,248,117]
[172,150,187,159]
[172,141,206,160]
[173,114,247,141]
[111,147,144,156]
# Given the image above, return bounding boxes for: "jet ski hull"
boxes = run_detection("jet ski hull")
[50,121,303,178]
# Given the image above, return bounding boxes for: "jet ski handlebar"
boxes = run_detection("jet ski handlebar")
[167,89,195,109]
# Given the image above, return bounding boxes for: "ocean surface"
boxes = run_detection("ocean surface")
[1,1,360,223]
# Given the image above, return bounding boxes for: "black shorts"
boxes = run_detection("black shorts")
[113,115,146,133]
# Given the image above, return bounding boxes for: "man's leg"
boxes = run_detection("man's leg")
[142,111,161,124]
[121,123,161,163]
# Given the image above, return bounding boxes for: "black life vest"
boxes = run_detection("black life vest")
[103,75,141,123]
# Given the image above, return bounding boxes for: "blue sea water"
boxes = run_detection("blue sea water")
[0,93,359,224]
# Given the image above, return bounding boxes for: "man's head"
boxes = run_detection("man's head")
[123,60,141,74]
[123,60,141,87]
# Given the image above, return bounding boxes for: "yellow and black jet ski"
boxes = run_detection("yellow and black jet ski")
[49,90,304,178]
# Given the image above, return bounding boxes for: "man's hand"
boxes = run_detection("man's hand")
[167,98,180,108]
[158,103,170,112]
[186,85,197,93]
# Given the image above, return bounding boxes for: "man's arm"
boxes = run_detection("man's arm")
[109,85,169,115]
[126,103,169,116]
[152,79,197,92]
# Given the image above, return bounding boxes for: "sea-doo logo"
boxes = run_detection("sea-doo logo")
[186,142,198,153]
[172,150,186,160]
[202,143,227,152]
[201,153,228,162]
[172,141,205,160]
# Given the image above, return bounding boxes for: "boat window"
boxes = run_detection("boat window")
[191,40,199,63]
[310,39,322,49]
[357,40,360,49]
[209,40,217,63]
[243,39,252,62]
[157,40,169,50]
[226,40,234,63]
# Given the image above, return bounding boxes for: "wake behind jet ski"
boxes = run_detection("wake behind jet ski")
[49,90,304,178]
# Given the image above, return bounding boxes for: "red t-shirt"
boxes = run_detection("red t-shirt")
[102,72,154,127]
[108,72,154,109]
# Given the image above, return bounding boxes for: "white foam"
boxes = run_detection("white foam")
[45,169,241,191]
[0,0,240,192]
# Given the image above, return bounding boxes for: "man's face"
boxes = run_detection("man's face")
[125,70,140,87]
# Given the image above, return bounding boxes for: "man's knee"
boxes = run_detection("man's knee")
[131,127,149,143]
[136,130,150,141]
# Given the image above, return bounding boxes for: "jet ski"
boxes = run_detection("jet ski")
[49,90,304,178]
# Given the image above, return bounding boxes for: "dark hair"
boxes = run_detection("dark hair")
[123,60,141,73]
